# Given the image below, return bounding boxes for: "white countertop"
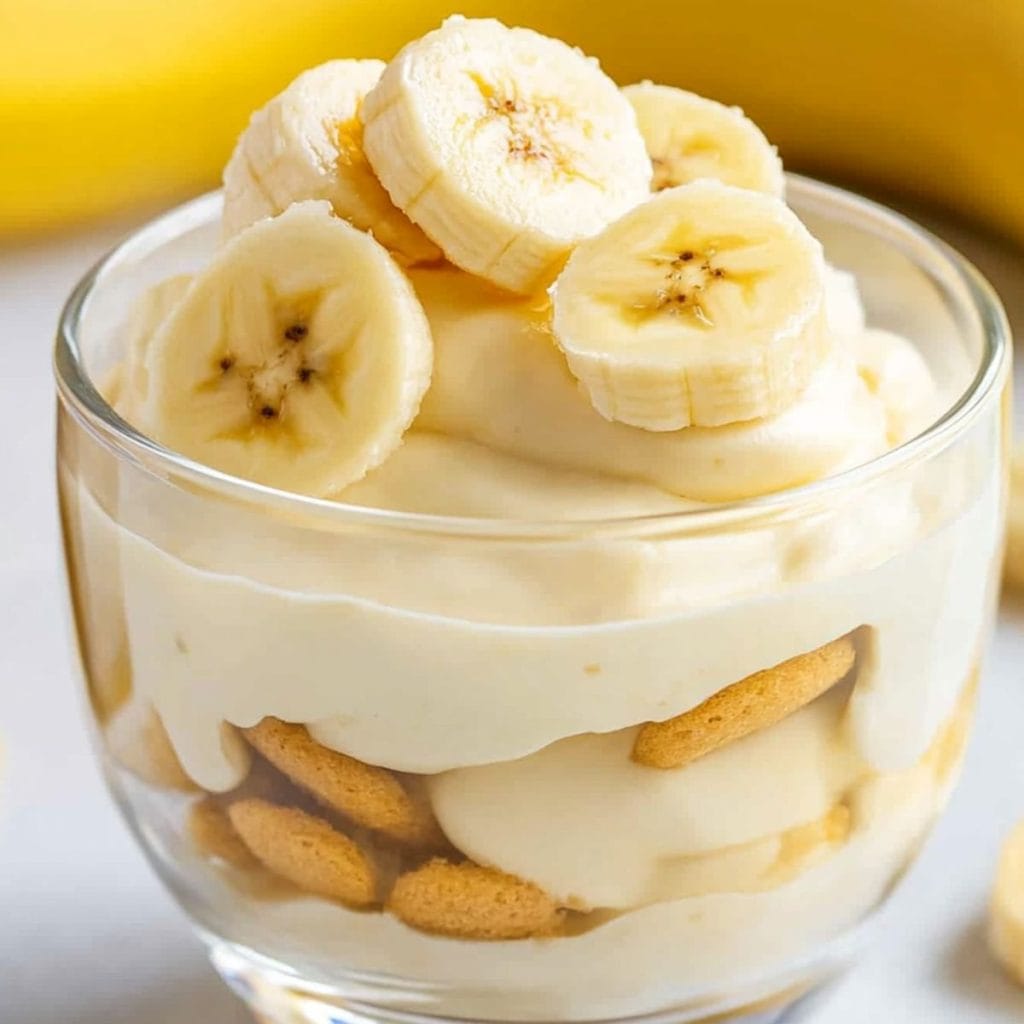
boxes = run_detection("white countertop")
[2,207,1023,1024]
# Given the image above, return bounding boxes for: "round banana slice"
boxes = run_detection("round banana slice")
[141,201,433,496]
[222,60,441,266]
[551,180,829,430]
[360,16,652,295]
[624,82,784,197]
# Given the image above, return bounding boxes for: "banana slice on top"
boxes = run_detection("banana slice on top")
[624,82,784,197]
[360,16,652,295]
[141,201,433,496]
[551,180,829,430]
[222,60,441,266]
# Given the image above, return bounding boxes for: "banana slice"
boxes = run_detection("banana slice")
[360,16,652,295]
[222,60,441,266]
[551,180,829,430]
[624,82,784,197]
[141,201,432,496]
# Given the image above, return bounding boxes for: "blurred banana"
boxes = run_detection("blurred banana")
[1,0,1021,241]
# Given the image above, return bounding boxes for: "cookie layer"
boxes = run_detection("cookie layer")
[632,635,857,769]
[228,798,378,907]
[244,718,443,846]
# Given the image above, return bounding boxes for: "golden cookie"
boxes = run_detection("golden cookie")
[228,798,378,907]
[632,635,857,769]
[187,797,258,868]
[244,718,443,846]
[388,858,563,940]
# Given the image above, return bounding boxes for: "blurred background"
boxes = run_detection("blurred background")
[1,2,1022,1022]
[1,0,1022,241]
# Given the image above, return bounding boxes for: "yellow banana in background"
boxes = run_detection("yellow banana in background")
[1,0,1022,241]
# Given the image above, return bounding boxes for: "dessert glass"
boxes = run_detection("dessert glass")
[55,177,1010,1024]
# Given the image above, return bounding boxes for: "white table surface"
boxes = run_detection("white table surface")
[2,205,1023,1024]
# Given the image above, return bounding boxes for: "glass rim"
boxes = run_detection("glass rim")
[54,174,1011,540]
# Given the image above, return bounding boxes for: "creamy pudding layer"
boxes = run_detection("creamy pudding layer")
[79,241,997,931]
[88,245,997,787]
[96,413,996,791]
[89,472,992,784]
[412,268,894,503]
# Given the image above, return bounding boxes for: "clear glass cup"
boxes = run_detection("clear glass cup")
[55,177,1011,1024]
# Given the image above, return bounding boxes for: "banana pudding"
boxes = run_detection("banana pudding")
[56,14,1009,1024]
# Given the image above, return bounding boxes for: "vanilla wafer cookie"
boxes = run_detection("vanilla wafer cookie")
[244,718,443,846]
[388,858,564,940]
[228,798,378,907]
[632,635,857,769]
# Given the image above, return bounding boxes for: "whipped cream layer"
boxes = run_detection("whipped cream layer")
[412,268,892,503]
[91,436,996,789]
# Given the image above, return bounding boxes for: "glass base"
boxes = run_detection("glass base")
[211,942,840,1024]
